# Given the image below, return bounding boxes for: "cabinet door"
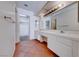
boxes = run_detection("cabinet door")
[55,37,73,57]
[55,42,72,57]
[47,35,57,53]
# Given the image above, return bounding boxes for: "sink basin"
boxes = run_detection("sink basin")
[48,30,79,34]
[60,30,79,34]
[60,30,64,33]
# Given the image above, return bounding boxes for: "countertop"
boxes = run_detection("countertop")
[40,30,79,41]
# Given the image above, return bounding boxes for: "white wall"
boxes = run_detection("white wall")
[30,16,40,39]
[53,2,79,31]
[0,2,16,56]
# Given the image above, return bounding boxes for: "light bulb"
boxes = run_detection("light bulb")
[58,3,64,7]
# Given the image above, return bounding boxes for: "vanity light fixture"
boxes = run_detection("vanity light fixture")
[58,3,64,8]
[39,13,45,17]
[58,4,62,7]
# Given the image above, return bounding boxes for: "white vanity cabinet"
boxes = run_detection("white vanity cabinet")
[40,31,79,57]
[47,34,73,57]
[55,36,73,57]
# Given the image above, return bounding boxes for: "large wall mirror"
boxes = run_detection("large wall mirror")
[51,2,79,31]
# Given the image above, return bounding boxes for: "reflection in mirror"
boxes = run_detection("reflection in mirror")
[51,16,56,30]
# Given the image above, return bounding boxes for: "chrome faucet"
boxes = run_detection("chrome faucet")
[58,25,69,33]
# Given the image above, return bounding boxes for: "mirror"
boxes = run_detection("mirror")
[52,2,79,31]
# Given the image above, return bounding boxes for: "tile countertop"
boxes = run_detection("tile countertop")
[40,30,79,41]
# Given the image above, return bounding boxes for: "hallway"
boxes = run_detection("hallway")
[14,40,57,57]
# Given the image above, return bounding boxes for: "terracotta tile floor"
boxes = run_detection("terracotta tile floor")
[14,40,58,57]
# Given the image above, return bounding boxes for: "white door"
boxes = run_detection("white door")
[19,16,30,41]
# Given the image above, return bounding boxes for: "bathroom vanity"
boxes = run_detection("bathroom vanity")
[40,30,79,57]
[38,1,79,57]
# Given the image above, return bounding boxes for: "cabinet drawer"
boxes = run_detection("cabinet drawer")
[55,42,72,57]
[57,37,72,46]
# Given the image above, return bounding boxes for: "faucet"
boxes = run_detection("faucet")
[58,25,69,33]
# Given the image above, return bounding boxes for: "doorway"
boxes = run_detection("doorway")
[19,15,30,41]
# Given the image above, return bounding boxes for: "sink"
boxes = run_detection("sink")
[60,30,79,34]
[60,30,64,33]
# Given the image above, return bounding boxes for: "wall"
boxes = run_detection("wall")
[34,17,40,39]
[0,2,16,56]
[53,2,79,31]
[30,16,40,39]
[30,16,36,39]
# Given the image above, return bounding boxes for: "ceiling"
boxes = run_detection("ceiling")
[16,1,47,15]
[38,1,59,15]
[39,1,74,16]
[16,1,74,16]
